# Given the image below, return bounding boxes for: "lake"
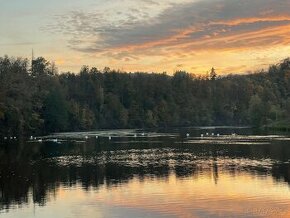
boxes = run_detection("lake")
[0,127,290,218]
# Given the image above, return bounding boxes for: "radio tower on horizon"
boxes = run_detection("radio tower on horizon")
[31,49,34,73]
[32,49,34,61]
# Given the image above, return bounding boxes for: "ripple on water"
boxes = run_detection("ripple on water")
[41,149,281,174]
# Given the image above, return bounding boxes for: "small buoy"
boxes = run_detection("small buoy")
[10,137,13,140]
[52,139,58,142]
[95,136,98,139]
[85,136,88,139]
[186,133,190,137]
[141,133,145,136]
[211,133,214,136]
[134,134,137,138]
[13,137,16,139]
[34,137,36,140]
[206,132,209,136]
[217,133,220,137]
[30,136,33,140]
[38,139,42,142]
[109,136,112,140]
[4,137,7,140]
[201,134,204,137]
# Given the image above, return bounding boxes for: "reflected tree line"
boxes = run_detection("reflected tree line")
[0,140,290,210]
[1,56,290,137]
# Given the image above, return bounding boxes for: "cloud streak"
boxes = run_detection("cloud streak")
[42,0,290,73]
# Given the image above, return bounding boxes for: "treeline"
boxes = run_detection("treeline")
[0,56,290,136]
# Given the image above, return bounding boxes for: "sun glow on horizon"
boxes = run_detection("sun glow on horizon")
[1,0,290,74]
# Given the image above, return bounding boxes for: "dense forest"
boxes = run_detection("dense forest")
[0,56,290,137]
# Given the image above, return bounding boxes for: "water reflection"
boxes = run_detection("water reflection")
[0,129,290,217]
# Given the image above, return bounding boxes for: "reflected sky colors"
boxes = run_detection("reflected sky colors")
[1,0,290,74]
[3,172,290,218]
[1,127,290,218]
[94,173,290,218]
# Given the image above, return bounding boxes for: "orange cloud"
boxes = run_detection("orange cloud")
[96,18,290,59]
[210,16,290,26]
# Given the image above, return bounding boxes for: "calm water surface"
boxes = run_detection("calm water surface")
[1,127,290,218]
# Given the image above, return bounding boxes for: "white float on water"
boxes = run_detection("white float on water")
[211,133,214,136]
[134,134,137,138]
[217,133,220,137]
[141,133,145,136]
[95,136,98,139]
[85,136,88,139]
[109,136,112,140]
[30,136,33,140]
[186,133,190,137]
[201,134,204,137]
[206,132,209,136]
[52,139,58,142]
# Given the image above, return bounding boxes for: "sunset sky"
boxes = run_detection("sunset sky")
[1,0,290,74]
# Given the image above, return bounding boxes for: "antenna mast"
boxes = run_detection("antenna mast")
[32,49,34,62]
[31,49,34,73]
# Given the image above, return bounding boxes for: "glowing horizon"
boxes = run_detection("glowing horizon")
[1,0,290,74]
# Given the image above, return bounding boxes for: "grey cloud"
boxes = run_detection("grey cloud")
[44,0,290,57]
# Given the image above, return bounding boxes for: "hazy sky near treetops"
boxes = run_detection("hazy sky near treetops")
[1,0,290,74]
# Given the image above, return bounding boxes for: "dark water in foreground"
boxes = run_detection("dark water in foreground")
[1,127,290,218]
